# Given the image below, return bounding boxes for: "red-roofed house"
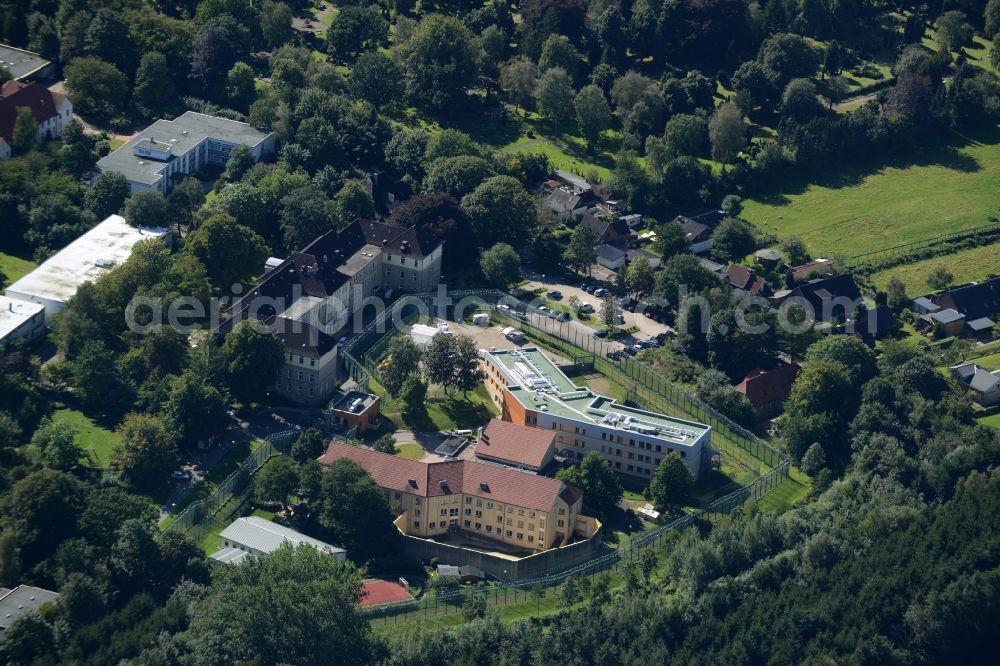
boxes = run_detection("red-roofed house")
[726,264,773,297]
[475,419,556,472]
[319,441,596,552]
[0,80,72,160]
[735,363,801,419]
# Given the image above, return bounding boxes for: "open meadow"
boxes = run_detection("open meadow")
[741,126,1000,258]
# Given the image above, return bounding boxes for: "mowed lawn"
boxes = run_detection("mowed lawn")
[869,241,1000,293]
[0,252,36,283]
[51,408,120,466]
[742,128,1000,258]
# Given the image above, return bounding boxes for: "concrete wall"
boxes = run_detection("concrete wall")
[395,518,606,580]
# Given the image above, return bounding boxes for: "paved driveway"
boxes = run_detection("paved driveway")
[519,278,673,340]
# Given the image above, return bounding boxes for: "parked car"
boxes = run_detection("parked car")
[538,306,551,314]
[592,329,608,338]
[584,285,596,294]
[547,290,562,300]
[594,288,608,297]
[578,302,595,313]
[171,470,191,481]
[555,312,570,321]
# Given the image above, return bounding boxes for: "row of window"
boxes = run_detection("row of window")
[385,268,419,283]
[275,383,315,398]
[463,520,537,543]
[285,369,316,383]
[288,353,318,367]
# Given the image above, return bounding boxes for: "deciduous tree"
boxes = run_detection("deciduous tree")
[555,452,623,521]
[112,413,178,487]
[648,453,693,511]
[480,243,521,287]
[221,321,285,404]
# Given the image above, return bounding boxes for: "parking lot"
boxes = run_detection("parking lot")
[518,278,674,341]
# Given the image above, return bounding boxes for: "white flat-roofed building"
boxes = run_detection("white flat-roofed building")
[481,347,712,480]
[4,214,170,319]
[212,516,347,564]
[0,296,46,349]
[95,111,276,194]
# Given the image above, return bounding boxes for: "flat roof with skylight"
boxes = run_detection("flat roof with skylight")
[5,214,169,318]
[96,111,274,186]
[485,347,710,448]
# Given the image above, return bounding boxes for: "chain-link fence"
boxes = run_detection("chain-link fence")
[158,429,301,543]
[361,463,790,624]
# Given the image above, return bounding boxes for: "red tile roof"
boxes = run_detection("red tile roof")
[0,80,66,142]
[318,441,578,512]
[475,419,555,470]
[735,363,801,409]
[726,264,772,296]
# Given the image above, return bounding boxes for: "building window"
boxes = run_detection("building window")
[298,356,303,364]
[440,509,447,516]
[558,520,565,527]
[516,533,524,540]
[429,522,436,528]
[414,521,420,528]
[385,268,391,276]
[414,509,420,517]
[298,372,303,381]
[466,497,472,504]
[464,520,471,527]
[506,530,512,537]
[310,359,316,367]
[558,508,565,515]
[486,525,492,532]
[465,509,471,515]
[528,535,534,543]
[475,510,482,518]
[394,492,401,500]
[517,520,524,528]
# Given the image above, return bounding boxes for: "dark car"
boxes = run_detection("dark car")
[592,329,608,338]
[547,290,562,300]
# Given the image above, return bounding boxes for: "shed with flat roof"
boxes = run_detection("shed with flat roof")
[213,516,347,563]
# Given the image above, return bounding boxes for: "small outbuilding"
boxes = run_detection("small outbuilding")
[212,516,347,565]
[410,323,450,351]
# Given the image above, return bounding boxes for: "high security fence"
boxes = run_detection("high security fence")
[337,289,792,610]
[361,466,790,624]
[158,429,301,544]
[342,289,788,475]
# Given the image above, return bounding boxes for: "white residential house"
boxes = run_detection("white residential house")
[0,80,72,160]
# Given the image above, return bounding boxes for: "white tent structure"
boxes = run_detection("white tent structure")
[410,323,450,351]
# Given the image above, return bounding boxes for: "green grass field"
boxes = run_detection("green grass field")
[978,412,1000,429]
[972,352,1000,371]
[0,252,36,284]
[869,241,1000,293]
[373,379,500,433]
[395,443,425,460]
[742,126,1000,258]
[51,408,120,466]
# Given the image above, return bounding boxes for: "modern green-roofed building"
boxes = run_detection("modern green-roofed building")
[481,347,712,480]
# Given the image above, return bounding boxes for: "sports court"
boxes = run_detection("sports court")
[359,579,412,607]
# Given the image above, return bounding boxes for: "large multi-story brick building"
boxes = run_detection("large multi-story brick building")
[217,220,442,405]
[318,442,598,552]
[480,347,712,480]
